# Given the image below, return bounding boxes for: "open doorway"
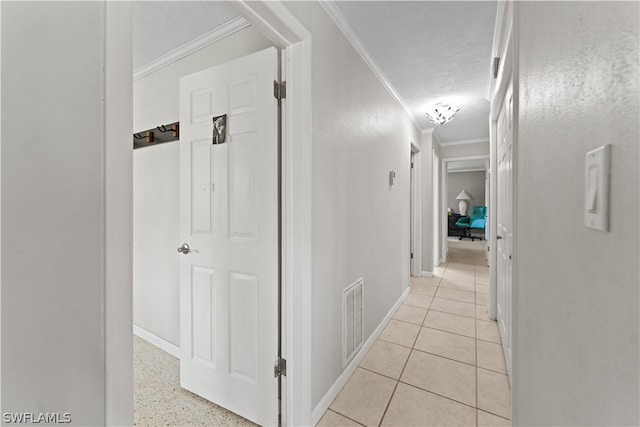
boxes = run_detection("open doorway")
[445,158,489,268]
[133,18,278,427]
[438,155,490,266]
[131,2,313,426]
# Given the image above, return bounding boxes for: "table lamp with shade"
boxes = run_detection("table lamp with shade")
[456,190,472,216]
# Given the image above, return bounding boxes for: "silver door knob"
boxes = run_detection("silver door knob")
[496,235,502,240]
[177,243,191,254]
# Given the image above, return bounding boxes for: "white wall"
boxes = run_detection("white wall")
[410,144,423,276]
[515,2,639,425]
[440,141,489,159]
[133,143,180,345]
[282,2,421,410]
[134,26,273,132]
[447,171,486,213]
[421,131,435,273]
[133,26,273,346]
[1,2,132,424]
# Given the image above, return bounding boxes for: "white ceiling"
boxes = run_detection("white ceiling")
[133,1,497,144]
[334,1,497,144]
[133,1,240,70]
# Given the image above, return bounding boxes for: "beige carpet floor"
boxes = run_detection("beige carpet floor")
[446,237,488,266]
[134,336,256,426]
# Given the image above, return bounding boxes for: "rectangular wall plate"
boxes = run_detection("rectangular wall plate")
[584,144,611,231]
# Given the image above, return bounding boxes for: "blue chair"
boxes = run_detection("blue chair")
[455,206,487,241]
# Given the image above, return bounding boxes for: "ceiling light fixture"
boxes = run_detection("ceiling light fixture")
[425,103,460,125]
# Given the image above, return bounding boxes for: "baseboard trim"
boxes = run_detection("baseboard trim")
[310,286,410,425]
[133,324,180,358]
[421,271,433,277]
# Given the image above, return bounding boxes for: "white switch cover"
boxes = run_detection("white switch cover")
[584,144,610,231]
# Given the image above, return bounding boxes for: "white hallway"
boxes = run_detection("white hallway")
[0,1,638,426]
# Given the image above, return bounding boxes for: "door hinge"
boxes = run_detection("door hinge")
[274,357,287,377]
[492,57,500,79]
[274,81,286,100]
[410,252,414,259]
[411,162,414,169]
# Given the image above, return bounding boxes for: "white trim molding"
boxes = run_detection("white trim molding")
[232,2,314,425]
[449,168,487,173]
[133,325,181,359]
[319,0,421,130]
[105,3,134,423]
[439,138,490,147]
[133,16,250,81]
[487,0,507,100]
[311,287,410,425]
[421,271,433,277]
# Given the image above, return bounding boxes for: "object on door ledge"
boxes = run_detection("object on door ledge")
[212,114,227,145]
[133,122,179,149]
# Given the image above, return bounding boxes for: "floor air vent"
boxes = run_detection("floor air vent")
[342,278,364,368]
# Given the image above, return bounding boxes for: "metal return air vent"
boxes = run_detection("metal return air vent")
[342,278,364,368]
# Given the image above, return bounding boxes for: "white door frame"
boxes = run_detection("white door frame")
[488,0,514,326]
[432,147,440,267]
[103,1,314,425]
[439,155,490,264]
[489,0,517,416]
[206,3,313,425]
[410,141,421,277]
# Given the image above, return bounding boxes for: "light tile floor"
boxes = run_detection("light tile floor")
[317,239,511,427]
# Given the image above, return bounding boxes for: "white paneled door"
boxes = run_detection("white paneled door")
[178,47,279,426]
[496,82,513,378]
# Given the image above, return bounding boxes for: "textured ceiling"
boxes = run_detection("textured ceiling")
[133,1,496,144]
[133,1,240,70]
[335,1,497,143]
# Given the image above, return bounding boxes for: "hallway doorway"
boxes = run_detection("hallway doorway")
[446,237,487,266]
[439,156,490,267]
[131,2,314,425]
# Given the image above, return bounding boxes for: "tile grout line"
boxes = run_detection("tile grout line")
[358,365,403,383]
[325,254,505,427]
[475,264,480,427]
[376,275,443,425]
[376,376,399,426]
[323,408,366,426]
[377,302,426,427]
[408,345,508,373]
[429,306,478,320]
[396,379,480,413]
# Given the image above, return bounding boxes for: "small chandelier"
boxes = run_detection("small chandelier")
[425,103,460,125]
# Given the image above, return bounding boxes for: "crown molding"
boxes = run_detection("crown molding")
[448,168,487,173]
[439,138,490,147]
[319,1,421,131]
[133,16,250,81]
[422,128,435,135]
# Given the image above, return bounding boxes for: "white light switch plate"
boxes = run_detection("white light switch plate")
[584,144,610,231]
